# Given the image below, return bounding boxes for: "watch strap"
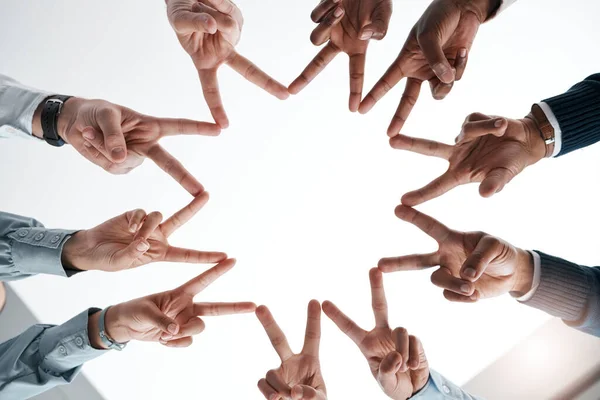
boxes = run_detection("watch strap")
[528,104,556,158]
[41,95,72,147]
[98,307,127,351]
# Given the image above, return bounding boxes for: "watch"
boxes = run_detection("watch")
[98,307,128,351]
[527,103,556,158]
[41,95,72,147]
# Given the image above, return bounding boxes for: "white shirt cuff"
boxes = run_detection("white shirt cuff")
[517,251,541,302]
[537,102,562,157]
[0,74,49,138]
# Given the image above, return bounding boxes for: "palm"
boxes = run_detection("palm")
[278,354,326,392]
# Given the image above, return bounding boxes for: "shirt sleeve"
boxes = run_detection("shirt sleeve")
[520,252,600,337]
[410,370,484,400]
[0,74,49,140]
[0,212,79,282]
[488,0,518,20]
[0,308,109,400]
[515,251,542,302]
[540,74,600,157]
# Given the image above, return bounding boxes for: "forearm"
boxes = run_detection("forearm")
[0,74,48,139]
[0,309,108,399]
[410,370,484,400]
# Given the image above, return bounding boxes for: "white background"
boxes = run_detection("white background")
[1,0,600,399]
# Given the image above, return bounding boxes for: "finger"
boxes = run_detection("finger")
[292,385,323,400]
[143,303,180,336]
[80,127,112,160]
[288,43,341,95]
[358,2,393,40]
[157,118,221,137]
[388,134,452,159]
[126,209,147,233]
[461,236,502,281]
[378,252,440,272]
[134,211,163,241]
[146,144,204,196]
[400,171,462,207]
[164,247,228,264]
[479,168,514,198]
[408,335,422,370]
[359,56,406,114]
[349,52,367,112]
[417,32,454,84]
[393,327,410,372]
[302,300,321,357]
[430,268,474,296]
[387,78,422,137]
[194,302,257,316]
[160,336,193,348]
[255,306,294,361]
[203,0,238,15]
[161,317,205,341]
[322,300,367,345]
[258,379,280,400]
[310,7,344,46]
[311,0,340,23]
[428,78,453,101]
[192,2,238,34]
[227,53,289,100]
[457,118,507,143]
[266,370,292,398]
[198,68,229,129]
[70,131,116,172]
[179,258,237,295]
[454,48,468,81]
[378,351,403,382]
[393,206,452,243]
[96,106,127,163]
[109,238,151,267]
[169,9,217,35]
[369,268,388,328]
[161,192,210,237]
[443,290,479,303]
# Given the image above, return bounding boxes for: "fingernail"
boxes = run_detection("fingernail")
[459,48,467,58]
[83,141,92,148]
[494,118,504,128]
[360,29,373,40]
[159,339,167,345]
[168,323,178,334]
[129,224,138,233]
[471,293,478,300]
[136,241,150,252]
[161,334,173,341]
[463,268,476,278]
[461,284,472,294]
[83,130,95,140]
[334,7,343,17]
[433,63,454,83]
[112,147,124,158]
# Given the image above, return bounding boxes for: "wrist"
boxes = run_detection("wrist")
[61,231,91,272]
[32,96,81,143]
[519,117,546,165]
[104,303,131,344]
[510,249,535,296]
[88,310,109,350]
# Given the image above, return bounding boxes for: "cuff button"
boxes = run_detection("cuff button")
[442,385,450,394]
[34,233,45,241]
[75,337,84,347]
[17,229,28,237]
[51,235,61,244]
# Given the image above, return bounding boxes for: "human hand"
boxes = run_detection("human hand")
[255,301,327,400]
[88,258,256,348]
[379,206,535,302]
[391,113,545,206]
[289,0,393,112]
[62,192,226,273]
[51,97,220,196]
[166,0,289,128]
[322,269,429,399]
[359,0,501,136]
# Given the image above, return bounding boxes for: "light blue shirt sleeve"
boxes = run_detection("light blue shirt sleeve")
[411,370,484,400]
[0,308,109,400]
[0,73,48,140]
[0,211,79,281]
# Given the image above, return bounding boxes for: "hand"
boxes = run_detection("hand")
[358,0,501,136]
[62,192,226,273]
[322,269,429,399]
[166,0,289,128]
[392,113,546,207]
[88,258,256,348]
[289,0,393,112]
[378,206,535,302]
[255,301,327,400]
[52,97,220,196]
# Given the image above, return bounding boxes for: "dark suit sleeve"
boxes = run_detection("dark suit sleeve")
[543,74,600,156]
[521,252,600,337]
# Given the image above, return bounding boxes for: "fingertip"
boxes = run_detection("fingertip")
[277,91,290,100]
[432,62,455,84]
[478,182,496,198]
[255,305,269,317]
[136,240,150,253]
[110,147,127,163]
[358,98,374,114]
[400,193,418,207]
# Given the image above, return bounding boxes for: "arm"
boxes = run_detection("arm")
[0,74,48,139]
[411,370,483,400]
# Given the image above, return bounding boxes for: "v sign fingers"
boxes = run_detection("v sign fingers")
[256,305,294,361]
[160,192,210,237]
[179,258,237,296]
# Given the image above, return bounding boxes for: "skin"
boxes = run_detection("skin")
[33,97,220,196]
[256,301,327,400]
[0,282,5,313]
[378,206,535,303]
[62,192,227,273]
[166,0,289,129]
[323,269,430,399]
[289,0,393,112]
[358,0,502,137]
[390,113,546,207]
[88,259,256,348]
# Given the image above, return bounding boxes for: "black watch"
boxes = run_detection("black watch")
[41,95,72,147]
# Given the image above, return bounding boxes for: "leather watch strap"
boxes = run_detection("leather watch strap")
[41,95,72,147]
[527,104,555,158]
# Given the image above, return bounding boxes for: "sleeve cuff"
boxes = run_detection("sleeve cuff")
[0,74,49,136]
[516,251,542,301]
[410,370,466,399]
[8,227,78,278]
[537,102,562,157]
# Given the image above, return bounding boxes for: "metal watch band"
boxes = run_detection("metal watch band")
[98,307,127,351]
[41,95,72,147]
[529,104,556,158]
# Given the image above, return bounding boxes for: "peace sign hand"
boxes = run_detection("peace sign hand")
[256,301,327,400]
[391,114,546,207]
[98,259,257,347]
[378,206,535,302]
[322,269,429,399]
[62,192,226,273]
[167,0,289,128]
[289,0,393,112]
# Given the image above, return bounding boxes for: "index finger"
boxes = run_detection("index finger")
[322,300,367,345]
[301,300,322,357]
[388,134,452,160]
[157,118,221,137]
[198,68,229,129]
[394,206,451,244]
[256,305,294,361]
[227,53,289,100]
[161,192,210,237]
[400,170,463,207]
[369,268,389,328]
[146,144,204,196]
[179,258,236,295]
[288,43,341,95]
[194,302,257,316]
[358,55,406,114]
[349,52,367,112]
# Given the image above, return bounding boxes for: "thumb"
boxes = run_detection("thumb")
[479,168,514,198]
[170,6,217,35]
[110,238,150,269]
[417,33,454,84]
[360,5,393,40]
[378,351,403,385]
[292,385,320,400]
[143,304,179,336]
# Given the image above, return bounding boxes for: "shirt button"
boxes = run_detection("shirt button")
[75,337,84,346]
[442,385,450,394]
[34,233,45,241]
[17,229,28,237]
[59,346,67,355]
[50,235,61,244]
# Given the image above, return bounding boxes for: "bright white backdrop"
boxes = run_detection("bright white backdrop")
[1,0,600,399]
